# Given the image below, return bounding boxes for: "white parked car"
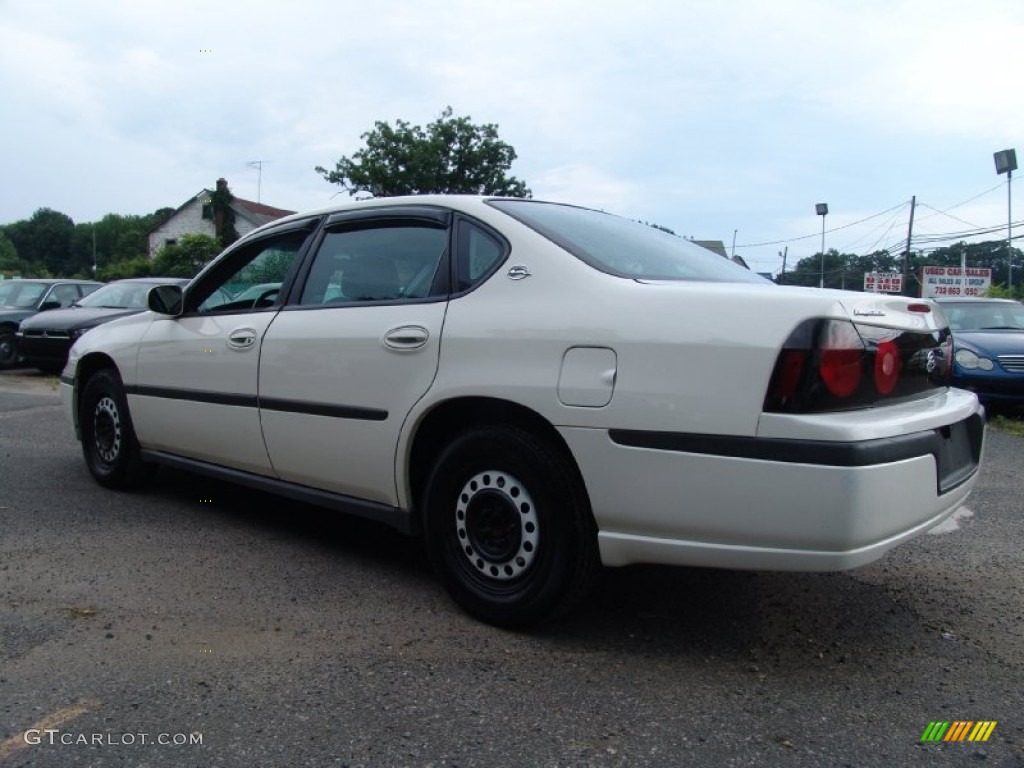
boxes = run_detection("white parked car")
[62,196,985,626]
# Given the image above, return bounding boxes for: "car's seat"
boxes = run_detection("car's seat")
[342,255,401,301]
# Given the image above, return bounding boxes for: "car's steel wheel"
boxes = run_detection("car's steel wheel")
[423,425,599,627]
[79,368,154,489]
[456,470,539,581]
[92,395,122,464]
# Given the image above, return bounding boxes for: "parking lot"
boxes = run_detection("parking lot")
[1,368,1022,767]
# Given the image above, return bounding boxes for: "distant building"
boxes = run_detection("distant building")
[691,238,750,270]
[692,239,728,258]
[146,178,294,257]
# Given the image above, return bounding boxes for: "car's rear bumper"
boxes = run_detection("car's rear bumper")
[560,394,984,571]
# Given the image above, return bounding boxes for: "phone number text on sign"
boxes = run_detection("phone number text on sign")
[930,285,985,297]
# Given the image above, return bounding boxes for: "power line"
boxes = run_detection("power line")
[839,203,909,255]
[916,202,982,230]
[916,182,1003,221]
[735,200,910,248]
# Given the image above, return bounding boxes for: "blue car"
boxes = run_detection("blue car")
[937,297,1024,409]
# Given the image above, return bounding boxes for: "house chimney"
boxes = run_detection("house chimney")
[216,178,228,192]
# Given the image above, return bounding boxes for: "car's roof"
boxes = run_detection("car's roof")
[105,277,189,284]
[1,278,102,284]
[244,194,541,239]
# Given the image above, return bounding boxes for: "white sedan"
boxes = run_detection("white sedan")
[62,196,985,626]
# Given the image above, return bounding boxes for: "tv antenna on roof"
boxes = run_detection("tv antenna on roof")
[246,160,268,202]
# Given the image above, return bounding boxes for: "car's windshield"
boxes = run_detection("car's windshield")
[0,281,48,308]
[78,281,166,310]
[488,200,768,283]
[945,301,1024,331]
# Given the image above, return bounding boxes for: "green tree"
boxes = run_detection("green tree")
[151,233,221,278]
[0,230,21,274]
[5,208,77,275]
[209,184,239,248]
[96,256,152,281]
[779,249,864,289]
[316,106,531,198]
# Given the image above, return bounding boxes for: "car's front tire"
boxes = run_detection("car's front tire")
[79,368,154,489]
[0,330,18,369]
[423,425,599,627]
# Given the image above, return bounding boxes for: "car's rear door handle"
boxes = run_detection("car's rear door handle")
[383,325,429,351]
[227,328,258,350]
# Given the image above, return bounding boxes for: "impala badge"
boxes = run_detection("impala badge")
[507,265,531,280]
[854,308,885,317]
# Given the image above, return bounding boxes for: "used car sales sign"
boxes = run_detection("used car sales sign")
[921,266,992,298]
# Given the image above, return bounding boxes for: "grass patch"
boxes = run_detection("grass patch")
[990,414,1024,437]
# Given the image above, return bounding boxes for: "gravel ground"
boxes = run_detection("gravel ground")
[1,368,1021,767]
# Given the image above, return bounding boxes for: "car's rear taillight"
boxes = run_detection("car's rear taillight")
[873,340,900,395]
[764,319,952,413]
[819,321,864,397]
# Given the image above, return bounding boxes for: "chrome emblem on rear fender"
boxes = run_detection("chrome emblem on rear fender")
[854,309,885,317]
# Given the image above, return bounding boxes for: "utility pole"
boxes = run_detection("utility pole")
[903,195,916,296]
[780,246,788,280]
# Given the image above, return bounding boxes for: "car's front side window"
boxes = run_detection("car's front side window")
[46,284,81,308]
[298,224,448,306]
[188,230,312,314]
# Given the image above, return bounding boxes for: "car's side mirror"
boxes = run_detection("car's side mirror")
[148,285,184,316]
[39,300,61,311]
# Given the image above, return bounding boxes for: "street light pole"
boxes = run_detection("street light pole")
[994,149,1017,290]
[1008,167,1014,291]
[816,203,828,288]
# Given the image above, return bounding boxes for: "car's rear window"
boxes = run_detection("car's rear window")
[488,200,768,283]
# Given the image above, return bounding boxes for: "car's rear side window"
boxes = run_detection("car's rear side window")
[488,200,767,284]
[454,220,505,293]
[299,224,448,305]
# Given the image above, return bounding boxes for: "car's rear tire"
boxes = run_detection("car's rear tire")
[0,330,18,369]
[79,368,155,489]
[423,425,599,627]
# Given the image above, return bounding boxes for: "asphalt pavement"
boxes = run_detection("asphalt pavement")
[0,369,1022,767]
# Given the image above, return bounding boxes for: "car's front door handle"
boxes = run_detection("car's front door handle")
[227,327,258,350]
[383,325,429,351]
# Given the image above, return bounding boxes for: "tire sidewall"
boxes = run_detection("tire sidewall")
[0,331,17,368]
[80,369,139,487]
[423,426,589,626]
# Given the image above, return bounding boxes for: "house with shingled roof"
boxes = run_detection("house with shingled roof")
[146,178,295,258]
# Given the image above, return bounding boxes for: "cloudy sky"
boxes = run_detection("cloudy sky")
[1,0,1021,273]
